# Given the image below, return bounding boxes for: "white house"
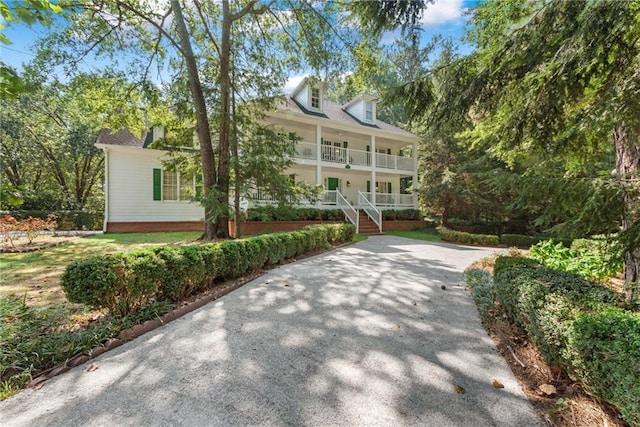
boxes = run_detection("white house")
[95,77,420,233]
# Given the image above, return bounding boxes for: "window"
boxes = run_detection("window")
[154,168,195,201]
[311,87,320,109]
[376,181,391,194]
[163,171,179,201]
[365,101,374,121]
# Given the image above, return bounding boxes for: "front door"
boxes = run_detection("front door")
[327,177,339,191]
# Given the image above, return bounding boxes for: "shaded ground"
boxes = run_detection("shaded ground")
[467,257,629,427]
[0,236,544,426]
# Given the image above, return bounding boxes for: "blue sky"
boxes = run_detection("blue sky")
[1,0,477,85]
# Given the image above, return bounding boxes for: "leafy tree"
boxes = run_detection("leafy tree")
[43,0,360,239]
[362,0,640,301]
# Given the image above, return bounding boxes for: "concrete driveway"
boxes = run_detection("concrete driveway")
[0,236,545,426]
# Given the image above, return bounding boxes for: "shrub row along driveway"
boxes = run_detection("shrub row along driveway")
[0,236,545,426]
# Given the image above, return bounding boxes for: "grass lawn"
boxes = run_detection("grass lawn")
[0,232,201,306]
[385,228,440,242]
[353,233,368,242]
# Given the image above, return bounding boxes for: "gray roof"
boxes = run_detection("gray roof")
[96,97,416,148]
[96,129,145,147]
[279,97,416,138]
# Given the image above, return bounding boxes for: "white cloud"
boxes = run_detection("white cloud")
[421,0,464,25]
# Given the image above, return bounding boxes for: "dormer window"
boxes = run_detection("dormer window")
[365,101,374,122]
[311,87,321,109]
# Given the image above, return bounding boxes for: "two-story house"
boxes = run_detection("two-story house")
[95,77,419,233]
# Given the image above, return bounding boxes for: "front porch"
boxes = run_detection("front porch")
[246,189,416,210]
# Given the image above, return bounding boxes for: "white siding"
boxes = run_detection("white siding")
[346,100,364,122]
[293,85,309,109]
[107,147,204,222]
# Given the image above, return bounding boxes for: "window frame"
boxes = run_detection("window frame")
[310,87,321,110]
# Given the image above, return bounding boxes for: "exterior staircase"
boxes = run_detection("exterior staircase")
[358,210,382,235]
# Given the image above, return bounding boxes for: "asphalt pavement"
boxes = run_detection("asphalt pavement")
[0,235,546,426]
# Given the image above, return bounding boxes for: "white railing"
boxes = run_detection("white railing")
[362,192,415,207]
[358,190,382,233]
[293,142,413,172]
[321,190,337,204]
[397,157,414,171]
[295,142,317,160]
[336,189,358,231]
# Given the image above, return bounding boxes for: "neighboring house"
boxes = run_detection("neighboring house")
[95,77,420,233]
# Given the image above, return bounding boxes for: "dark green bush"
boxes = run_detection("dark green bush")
[437,226,499,246]
[244,206,343,222]
[61,223,355,315]
[493,258,637,425]
[381,209,421,221]
[499,234,543,247]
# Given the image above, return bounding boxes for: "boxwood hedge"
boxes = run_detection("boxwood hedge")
[437,226,500,246]
[493,256,639,426]
[62,224,355,317]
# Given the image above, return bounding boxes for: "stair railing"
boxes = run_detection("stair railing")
[336,189,359,233]
[358,191,382,233]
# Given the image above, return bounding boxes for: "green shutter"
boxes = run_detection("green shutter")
[366,180,370,193]
[388,182,392,193]
[343,141,348,148]
[153,168,162,200]
[366,145,370,152]
[195,174,203,198]
[387,148,392,155]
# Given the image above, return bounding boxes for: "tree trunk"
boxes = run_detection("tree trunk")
[214,0,233,239]
[171,0,218,240]
[614,124,640,303]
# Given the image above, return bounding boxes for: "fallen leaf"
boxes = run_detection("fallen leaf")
[283,283,289,287]
[492,379,504,389]
[411,301,417,306]
[389,324,400,330]
[86,364,99,372]
[441,285,447,290]
[539,384,557,396]
[454,384,466,394]
[33,382,45,390]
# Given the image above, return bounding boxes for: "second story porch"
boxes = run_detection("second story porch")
[293,142,415,173]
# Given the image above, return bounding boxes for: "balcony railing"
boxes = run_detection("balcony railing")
[247,189,415,209]
[361,192,415,207]
[293,142,414,172]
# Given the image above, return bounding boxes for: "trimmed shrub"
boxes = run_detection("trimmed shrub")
[464,268,495,321]
[493,258,637,425]
[61,223,355,315]
[381,209,422,221]
[437,226,499,246]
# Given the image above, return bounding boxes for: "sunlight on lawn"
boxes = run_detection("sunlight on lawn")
[0,232,201,305]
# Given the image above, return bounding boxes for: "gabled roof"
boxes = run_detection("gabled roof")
[342,93,377,110]
[279,97,416,138]
[96,129,145,147]
[290,76,327,98]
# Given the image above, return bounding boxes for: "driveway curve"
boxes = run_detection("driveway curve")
[0,235,545,426]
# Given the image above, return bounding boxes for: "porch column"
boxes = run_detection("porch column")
[412,142,418,208]
[370,134,376,205]
[316,124,322,207]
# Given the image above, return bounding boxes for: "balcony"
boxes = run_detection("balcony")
[294,142,414,172]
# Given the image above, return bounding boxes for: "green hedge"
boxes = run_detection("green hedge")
[245,206,344,221]
[437,226,499,246]
[493,257,639,425]
[61,224,355,316]
[381,209,422,221]
[1,210,103,230]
